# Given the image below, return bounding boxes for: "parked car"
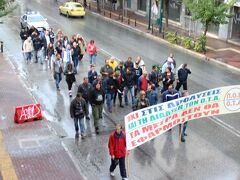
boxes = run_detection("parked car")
[20,11,49,31]
[59,2,85,18]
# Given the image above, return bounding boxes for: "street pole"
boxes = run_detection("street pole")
[148,0,152,30]
[159,0,164,33]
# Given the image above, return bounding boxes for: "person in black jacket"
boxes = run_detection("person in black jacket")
[113,71,124,108]
[106,72,115,113]
[161,67,175,93]
[65,63,76,97]
[176,63,191,91]
[149,65,160,89]
[88,64,98,85]
[70,93,89,139]
[32,32,43,63]
[133,62,143,97]
[72,42,81,74]
[89,83,105,134]
[123,67,135,106]
[78,77,92,120]
[20,28,29,50]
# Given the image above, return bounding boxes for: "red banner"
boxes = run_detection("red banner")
[14,104,42,123]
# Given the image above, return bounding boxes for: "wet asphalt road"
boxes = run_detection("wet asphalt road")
[1,0,240,179]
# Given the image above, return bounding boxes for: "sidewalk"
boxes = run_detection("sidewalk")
[87,1,240,69]
[0,53,84,180]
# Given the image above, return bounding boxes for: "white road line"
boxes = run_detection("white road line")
[208,116,240,137]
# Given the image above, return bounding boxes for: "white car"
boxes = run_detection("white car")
[20,11,49,31]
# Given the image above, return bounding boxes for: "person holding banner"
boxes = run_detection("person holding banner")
[108,124,128,180]
[180,90,189,142]
[162,84,180,103]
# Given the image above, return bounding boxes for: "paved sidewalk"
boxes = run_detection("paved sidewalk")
[0,54,84,180]
[87,1,240,69]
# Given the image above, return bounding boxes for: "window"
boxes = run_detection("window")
[169,0,182,22]
[138,0,147,11]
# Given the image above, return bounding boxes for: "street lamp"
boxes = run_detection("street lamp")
[148,0,152,30]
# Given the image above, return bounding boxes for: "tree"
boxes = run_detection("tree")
[183,0,236,36]
[164,0,169,30]
[0,0,6,11]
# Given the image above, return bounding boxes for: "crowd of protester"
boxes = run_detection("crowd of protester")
[20,25,193,180]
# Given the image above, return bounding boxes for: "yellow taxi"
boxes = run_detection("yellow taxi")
[59,2,85,18]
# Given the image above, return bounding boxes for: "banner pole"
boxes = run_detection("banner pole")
[126,152,130,178]
[179,124,182,143]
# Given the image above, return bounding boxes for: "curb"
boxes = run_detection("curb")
[86,10,240,73]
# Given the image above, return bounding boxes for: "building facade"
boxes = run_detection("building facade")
[123,0,240,43]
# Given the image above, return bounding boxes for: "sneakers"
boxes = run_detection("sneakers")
[181,137,186,142]
[110,172,115,177]
[86,116,90,120]
[69,90,72,97]
[81,134,86,139]
[122,178,128,180]
[75,132,79,138]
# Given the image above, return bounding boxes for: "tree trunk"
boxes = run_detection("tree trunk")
[204,22,209,36]
[164,0,169,30]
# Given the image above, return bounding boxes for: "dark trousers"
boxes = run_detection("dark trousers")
[176,81,188,91]
[110,157,127,178]
[113,91,123,105]
[66,80,73,91]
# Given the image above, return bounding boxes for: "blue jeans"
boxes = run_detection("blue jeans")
[124,86,135,106]
[89,54,96,65]
[181,122,188,137]
[74,117,85,135]
[73,56,79,73]
[106,93,114,110]
[55,72,62,89]
[25,52,32,62]
[110,157,127,179]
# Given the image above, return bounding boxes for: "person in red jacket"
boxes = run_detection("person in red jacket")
[108,124,128,180]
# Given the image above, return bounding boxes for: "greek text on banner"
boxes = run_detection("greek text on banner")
[124,85,240,150]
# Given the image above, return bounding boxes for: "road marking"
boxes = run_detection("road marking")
[0,131,18,180]
[208,116,240,137]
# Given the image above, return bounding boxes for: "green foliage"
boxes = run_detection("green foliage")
[0,0,6,11]
[183,0,236,35]
[165,31,178,44]
[182,36,193,49]
[194,35,206,52]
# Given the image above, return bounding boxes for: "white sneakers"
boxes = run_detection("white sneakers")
[110,172,115,177]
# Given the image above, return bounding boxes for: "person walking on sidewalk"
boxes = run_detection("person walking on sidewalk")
[175,63,191,91]
[87,40,97,65]
[52,53,63,91]
[23,36,34,63]
[89,83,105,134]
[78,77,92,120]
[65,63,76,97]
[108,123,128,180]
[70,93,89,139]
